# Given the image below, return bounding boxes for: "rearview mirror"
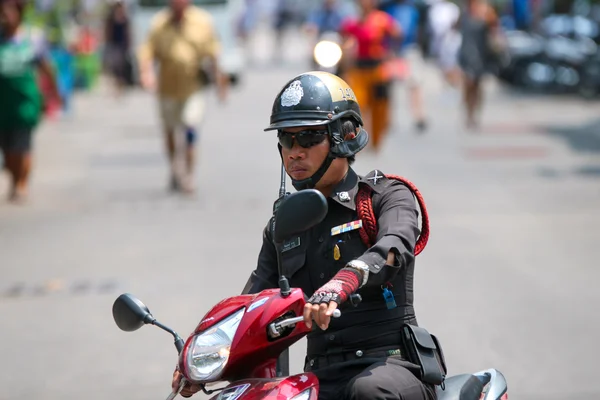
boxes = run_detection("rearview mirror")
[273,189,328,244]
[112,293,155,332]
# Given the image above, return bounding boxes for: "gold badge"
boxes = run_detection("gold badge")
[333,244,341,261]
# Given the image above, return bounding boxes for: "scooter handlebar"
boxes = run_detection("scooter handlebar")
[269,309,342,338]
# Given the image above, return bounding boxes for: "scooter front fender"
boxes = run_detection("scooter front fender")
[208,373,319,400]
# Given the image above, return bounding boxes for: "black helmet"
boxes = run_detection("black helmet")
[265,71,369,190]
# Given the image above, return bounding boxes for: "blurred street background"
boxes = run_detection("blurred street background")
[1,0,600,399]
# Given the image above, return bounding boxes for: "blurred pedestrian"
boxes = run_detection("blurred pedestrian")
[235,0,259,66]
[0,0,60,203]
[304,0,345,38]
[272,0,297,63]
[236,0,258,41]
[457,0,500,129]
[304,0,346,72]
[426,0,461,87]
[137,0,228,194]
[104,0,132,95]
[340,0,402,151]
[380,0,428,132]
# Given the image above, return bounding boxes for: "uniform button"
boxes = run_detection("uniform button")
[309,359,315,366]
[318,237,324,243]
[329,334,335,341]
[356,350,363,357]
[319,273,325,279]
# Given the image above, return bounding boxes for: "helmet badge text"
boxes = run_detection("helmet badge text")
[281,80,304,107]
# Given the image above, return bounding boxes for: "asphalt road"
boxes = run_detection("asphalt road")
[1,45,599,400]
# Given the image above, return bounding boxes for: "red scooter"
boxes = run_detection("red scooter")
[112,189,509,400]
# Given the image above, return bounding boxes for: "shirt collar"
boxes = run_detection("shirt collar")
[329,167,360,211]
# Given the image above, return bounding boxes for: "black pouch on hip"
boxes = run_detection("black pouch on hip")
[401,324,447,386]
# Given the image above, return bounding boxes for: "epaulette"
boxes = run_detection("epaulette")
[359,169,394,193]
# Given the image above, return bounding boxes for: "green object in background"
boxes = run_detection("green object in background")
[74,52,101,90]
[0,29,44,130]
[22,0,106,91]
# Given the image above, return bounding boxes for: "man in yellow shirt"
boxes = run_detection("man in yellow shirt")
[138,0,227,193]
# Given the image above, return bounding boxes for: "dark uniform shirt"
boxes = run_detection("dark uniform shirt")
[242,168,421,369]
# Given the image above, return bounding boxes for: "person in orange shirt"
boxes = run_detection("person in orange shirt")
[340,0,401,151]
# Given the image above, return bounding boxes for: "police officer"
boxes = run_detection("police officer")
[171,71,436,400]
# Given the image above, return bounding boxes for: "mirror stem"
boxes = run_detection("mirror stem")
[152,320,186,355]
[275,247,291,297]
[279,276,291,297]
[174,336,185,354]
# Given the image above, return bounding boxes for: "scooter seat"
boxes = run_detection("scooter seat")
[435,374,484,400]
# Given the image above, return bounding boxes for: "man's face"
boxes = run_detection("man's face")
[169,0,189,18]
[279,126,331,182]
[358,0,377,12]
[0,2,21,33]
[114,3,125,18]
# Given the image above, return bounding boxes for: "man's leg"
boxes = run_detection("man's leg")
[5,128,34,203]
[309,361,368,400]
[371,67,392,151]
[345,357,436,400]
[408,83,427,132]
[406,49,428,132]
[180,91,206,194]
[463,76,480,129]
[158,97,183,191]
[1,136,14,198]
[181,126,198,194]
[344,68,370,133]
[165,127,179,190]
[184,127,197,175]
[4,151,19,200]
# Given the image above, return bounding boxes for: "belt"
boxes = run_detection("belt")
[307,323,407,356]
[306,345,404,370]
[355,58,385,68]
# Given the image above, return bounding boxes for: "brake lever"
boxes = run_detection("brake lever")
[165,377,187,400]
[277,309,341,330]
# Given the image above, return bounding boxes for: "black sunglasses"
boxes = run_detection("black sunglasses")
[277,129,329,149]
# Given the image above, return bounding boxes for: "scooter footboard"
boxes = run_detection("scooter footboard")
[473,369,508,400]
[208,372,319,400]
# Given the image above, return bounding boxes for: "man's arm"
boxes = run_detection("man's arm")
[137,14,161,90]
[352,181,420,287]
[303,9,321,36]
[385,13,404,55]
[241,222,280,295]
[303,181,419,330]
[202,15,228,102]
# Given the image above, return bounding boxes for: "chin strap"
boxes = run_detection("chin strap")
[291,153,336,190]
[278,143,338,191]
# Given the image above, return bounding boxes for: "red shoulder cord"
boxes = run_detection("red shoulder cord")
[356,175,430,256]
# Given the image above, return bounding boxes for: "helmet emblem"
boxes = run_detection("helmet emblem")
[280,80,304,107]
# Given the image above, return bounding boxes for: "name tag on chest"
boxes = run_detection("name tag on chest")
[331,220,363,236]
[282,237,301,252]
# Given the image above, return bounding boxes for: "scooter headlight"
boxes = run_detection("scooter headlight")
[314,40,343,68]
[185,308,245,382]
[291,388,316,400]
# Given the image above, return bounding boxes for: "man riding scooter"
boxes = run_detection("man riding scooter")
[172,71,438,400]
